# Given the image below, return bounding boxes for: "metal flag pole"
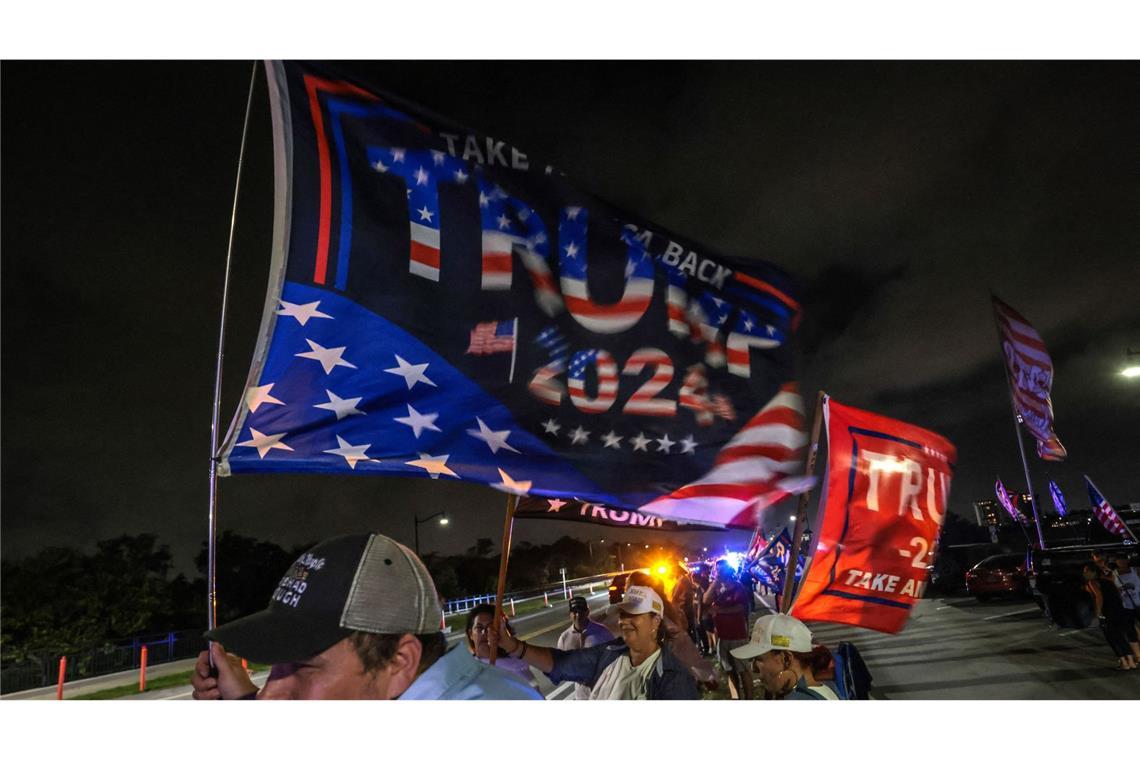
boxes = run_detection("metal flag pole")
[989,297,1047,550]
[207,61,260,634]
[490,492,520,664]
[781,390,826,613]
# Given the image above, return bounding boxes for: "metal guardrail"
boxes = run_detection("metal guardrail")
[0,628,207,695]
[442,569,639,615]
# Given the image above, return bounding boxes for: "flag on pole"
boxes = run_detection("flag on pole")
[1048,479,1067,518]
[995,478,1028,525]
[1085,476,1137,543]
[218,62,803,516]
[638,383,815,528]
[792,397,956,634]
[748,527,803,590]
[992,296,1066,461]
[466,320,516,355]
[745,527,766,561]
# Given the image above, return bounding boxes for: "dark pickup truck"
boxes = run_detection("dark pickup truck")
[1027,542,1139,628]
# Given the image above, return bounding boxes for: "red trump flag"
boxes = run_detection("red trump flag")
[792,397,956,634]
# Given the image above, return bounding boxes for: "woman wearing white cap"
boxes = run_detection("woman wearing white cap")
[489,585,699,699]
[730,613,838,700]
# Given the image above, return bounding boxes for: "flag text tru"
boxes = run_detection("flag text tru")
[369,144,768,359]
[859,451,949,524]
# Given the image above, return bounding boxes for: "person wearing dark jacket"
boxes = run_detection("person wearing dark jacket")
[490,585,699,699]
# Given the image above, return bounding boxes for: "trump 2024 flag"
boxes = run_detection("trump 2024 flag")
[992,296,1066,461]
[793,397,956,634]
[218,62,805,522]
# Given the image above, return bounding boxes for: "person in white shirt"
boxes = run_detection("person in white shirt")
[1112,554,1140,635]
[556,596,614,699]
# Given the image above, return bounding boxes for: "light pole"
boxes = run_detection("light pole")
[1123,348,1140,378]
[413,511,449,555]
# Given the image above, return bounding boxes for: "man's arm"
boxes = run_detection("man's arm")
[190,642,258,700]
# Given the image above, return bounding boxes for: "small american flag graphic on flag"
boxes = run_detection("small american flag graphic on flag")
[466,320,516,355]
[1085,475,1137,543]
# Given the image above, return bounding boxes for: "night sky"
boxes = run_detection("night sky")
[3,61,1138,575]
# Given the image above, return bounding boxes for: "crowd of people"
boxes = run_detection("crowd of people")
[190,530,851,701]
[1084,550,1140,671]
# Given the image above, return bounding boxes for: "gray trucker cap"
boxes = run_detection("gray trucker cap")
[207,533,442,663]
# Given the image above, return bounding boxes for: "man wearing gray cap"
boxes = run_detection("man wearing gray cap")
[191,533,541,700]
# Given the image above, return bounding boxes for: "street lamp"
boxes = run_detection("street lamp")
[1123,348,1140,378]
[413,511,448,555]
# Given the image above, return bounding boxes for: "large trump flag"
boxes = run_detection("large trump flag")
[218,62,808,526]
[793,398,956,633]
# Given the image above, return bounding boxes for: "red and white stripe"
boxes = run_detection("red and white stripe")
[528,359,566,406]
[568,350,618,413]
[666,283,691,338]
[679,364,714,426]
[993,297,1066,460]
[562,274,654,334]
[408,222,440,281]
[480,230,519,290]
[622,348,677,416]
[727,329,780,378]
[640,383,814,528]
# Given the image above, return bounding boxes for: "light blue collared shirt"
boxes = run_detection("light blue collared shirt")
[399,644,543,700]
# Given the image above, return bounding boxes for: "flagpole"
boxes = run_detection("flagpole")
[508,317,519,384]
[207,61,259,635]
[989,297,1047,550]
[490,492,519,664]
[781,390,826,613]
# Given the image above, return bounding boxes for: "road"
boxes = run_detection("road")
[800,594,1140,699]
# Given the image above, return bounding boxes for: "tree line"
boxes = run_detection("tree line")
[0,530,643,666]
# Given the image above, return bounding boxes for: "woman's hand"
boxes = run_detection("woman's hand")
[191,642,258,700]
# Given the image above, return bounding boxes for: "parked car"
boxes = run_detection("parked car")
[965,553,1029,600]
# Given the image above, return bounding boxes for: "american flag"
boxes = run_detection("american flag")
[992,296,1066,461]
[995,478,1028,525]
[466,320,516,355]
[639,383,813,528]
[1085,475,1137,542]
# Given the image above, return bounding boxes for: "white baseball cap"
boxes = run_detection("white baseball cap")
[730,613,813,659]
[615,585,664,616]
